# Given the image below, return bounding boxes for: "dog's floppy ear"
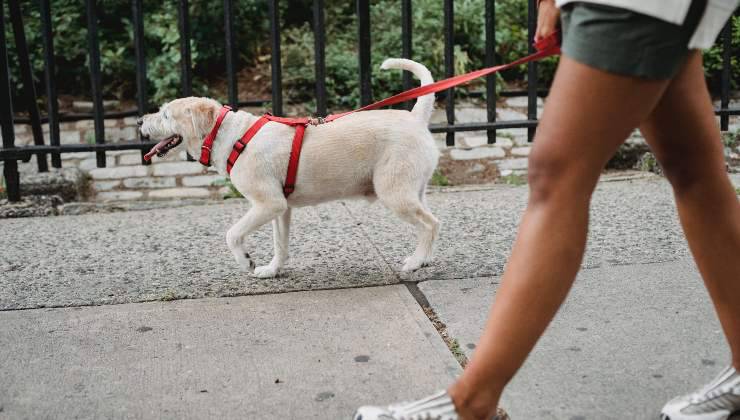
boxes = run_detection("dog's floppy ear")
[189,100,219,138]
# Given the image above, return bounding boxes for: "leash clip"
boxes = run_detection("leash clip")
[308,116,326,126]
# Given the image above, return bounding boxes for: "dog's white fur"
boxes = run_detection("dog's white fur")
[140,59,440,277]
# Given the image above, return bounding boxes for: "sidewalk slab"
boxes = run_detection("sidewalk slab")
[346,178,690,282]
[0,285,460,420]
[0,201,397,310]
[420,259,731,420]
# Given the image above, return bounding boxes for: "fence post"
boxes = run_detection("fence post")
[444,0,454,146]
[268,0,283,116]
[9,0,49,172]
[719,20,731,132]
[40,0,61,168]
[527,0,538,142]
[178,0,192,97]
[85,0,106,167]
[224,0,237,108]
[132,0,149,164]
[401,0,412,111]
[313,0,327,117]
[485,0,496,144]
[357,0,372,106]
[0,0,20,202]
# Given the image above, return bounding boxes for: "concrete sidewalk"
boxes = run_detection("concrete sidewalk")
[1,175,737,419]
[0,286,460,419]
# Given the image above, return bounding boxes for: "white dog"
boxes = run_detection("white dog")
[139,59,440,278]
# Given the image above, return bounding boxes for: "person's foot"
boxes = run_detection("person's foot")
[661,365,740,420]
[353,390,509,420]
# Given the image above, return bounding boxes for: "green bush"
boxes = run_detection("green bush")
[281,0,557,110]
[5,0,267,106]
[6,0,737,112]
[703,15,740,91]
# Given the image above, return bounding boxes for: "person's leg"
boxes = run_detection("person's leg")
[639,51,740,369]
[447,56,671,420]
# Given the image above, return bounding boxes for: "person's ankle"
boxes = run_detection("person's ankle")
[448,380,501,420]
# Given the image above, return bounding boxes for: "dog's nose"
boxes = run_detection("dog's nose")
[136,117,144,126]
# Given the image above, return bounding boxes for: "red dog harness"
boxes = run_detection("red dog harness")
[197,33,561,198]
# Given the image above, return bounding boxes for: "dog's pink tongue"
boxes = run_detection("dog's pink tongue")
[143,138,172,162]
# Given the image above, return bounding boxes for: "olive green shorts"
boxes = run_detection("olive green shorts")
[560,0,708,80]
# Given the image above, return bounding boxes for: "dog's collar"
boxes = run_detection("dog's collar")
[199,105,232,166]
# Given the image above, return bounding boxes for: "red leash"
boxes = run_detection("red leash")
[206,32,561,196]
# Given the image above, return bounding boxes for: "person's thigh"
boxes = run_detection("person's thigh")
[528,55,670,199]
[639,51,729,188]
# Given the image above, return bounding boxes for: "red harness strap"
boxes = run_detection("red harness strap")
[225,114,309,197]
[199,105,232,166]
[204,32,561,198]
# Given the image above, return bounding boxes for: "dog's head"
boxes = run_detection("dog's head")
[139,97,221,161]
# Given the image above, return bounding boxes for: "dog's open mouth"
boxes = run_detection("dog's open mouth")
[143,134,182,162]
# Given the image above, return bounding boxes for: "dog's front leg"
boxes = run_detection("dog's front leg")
[226,203,287,273]
[253,207,291,278]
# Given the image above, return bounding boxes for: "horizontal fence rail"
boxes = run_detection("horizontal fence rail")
[1,0,738,202]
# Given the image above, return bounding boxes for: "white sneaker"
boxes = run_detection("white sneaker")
[353,390,509,420]
[661,365,740,420]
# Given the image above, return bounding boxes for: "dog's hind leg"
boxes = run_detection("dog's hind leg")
[375,176,440,272]
[226,201,287,274]
[253,207,291,278]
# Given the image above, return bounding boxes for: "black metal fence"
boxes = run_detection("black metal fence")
[1,0,738,202]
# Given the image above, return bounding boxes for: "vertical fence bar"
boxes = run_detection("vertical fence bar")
[40,0,60,168]
[9,0,49,172]
[444,0,454,146]
[224,0,237,108]
[719,20,731,132]
[526,0,538,142]
[0,0,20,201]
[178,0,192,97]
[132,0,148,164]
[85,0,106,167]
[401,0,413,111]
[485,0,496,144]
[313,0,327,116]
[268,0,283,116]
[357,0,372,106]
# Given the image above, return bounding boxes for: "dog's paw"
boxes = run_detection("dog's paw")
[252,265,279,278]
[401,256,429,272]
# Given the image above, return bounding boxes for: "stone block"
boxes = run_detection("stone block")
[60,130,81,145]
[122,177,176,189]
[75,120,95,130]
[97,191,143,201]
[182,174,223,187]
[62,152,95,160]
[13,124,27,135]
[497,157,529,171]
[148,188,210,199]
[123,117,138,126]
[105,127,137,142]
[152,161,204,176]
[80,157,115,171]
[505,96,544,108]
[450,146,505,160]
[118,152,145,166]
[104,119,119,128]
[93,180,121,191]
[495,137,514,149]
[89,166,148,180]
[457,136,488,149]
[511,146,531,157]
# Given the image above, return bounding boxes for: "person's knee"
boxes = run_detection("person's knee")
[658,152,715,194]
[527,147,590,204]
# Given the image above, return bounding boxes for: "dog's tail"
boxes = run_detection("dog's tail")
[380,58,435,124]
